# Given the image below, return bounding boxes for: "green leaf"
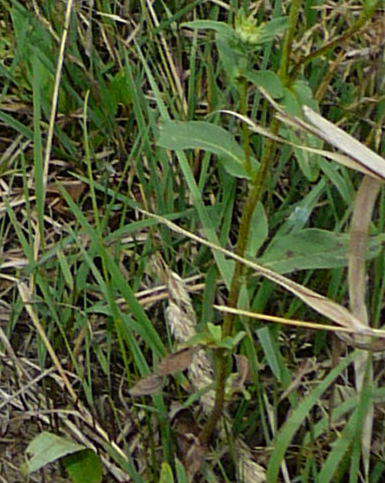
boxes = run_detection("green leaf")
[257,327,282,382]
[216,35,243,83]
[25,432,85,474]
[235,13,288,45]
[182,20,235,39]
[281,82,321,181]
[207,322,222,342]
[219,331,246,350]
[109,70,132,107]
[255,16,288,43]
[175,458,189,483]
[64,449,103,483]
[267,352,356,481]
[245,69,283,98]
[246,202,268,257]
[258,229,384,274]
[159,462,174,483]
[158,120,251,178]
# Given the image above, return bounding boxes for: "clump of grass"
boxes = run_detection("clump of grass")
[1,0,385,481]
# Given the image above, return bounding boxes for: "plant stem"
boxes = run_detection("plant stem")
[200,119,280,446]
[278,0,302,83]
[200,0,305,447]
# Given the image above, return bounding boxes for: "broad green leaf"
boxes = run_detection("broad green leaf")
[258,229,384,274]
[216,35,243,83]
[245,69,283,98]
[64,449,103,483]
[25,432,85,474]
[207,322,222,342]
[158,120,251,178]
[254,16,288,43]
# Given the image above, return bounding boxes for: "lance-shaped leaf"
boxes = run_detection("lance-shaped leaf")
[158,120,252,179]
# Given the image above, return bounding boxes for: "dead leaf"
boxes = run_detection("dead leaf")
[234,354,251,387]
[157,347,197,376]
[129,374,163,397]
[184,437,206,479]
[303,106,385,182]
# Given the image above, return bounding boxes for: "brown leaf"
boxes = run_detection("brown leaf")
[156,347,197,376]
[129,374,163,397]
[185,437,206,479]
[234,354,251,387]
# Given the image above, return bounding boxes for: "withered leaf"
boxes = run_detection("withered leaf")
[129,374,163,397]
[234,354,251,387]
[185,437,206,479]
[157,347,197,376]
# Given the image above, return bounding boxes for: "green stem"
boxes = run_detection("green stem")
[240,78,252,175]
[200,0,305,447]
[278,0,303,83]
[200,119,280,446]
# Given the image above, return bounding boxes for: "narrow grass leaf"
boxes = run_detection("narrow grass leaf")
[137,46,233,287]
[266,352,356,482]
[257,327,282,382]
[182,20,235,38]
[60,187,165,357]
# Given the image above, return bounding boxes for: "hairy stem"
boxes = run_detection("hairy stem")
[200,0,305,447]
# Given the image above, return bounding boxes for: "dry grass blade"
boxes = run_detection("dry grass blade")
[17,281,78,402]
[348,175,381,478]
[17,281,133,471]
[42,0,75,186]
[222,109,382,179]
[255,86,385,181]
[139,208,385,338]
[303,106,385,182]
[214,305,368,334]
[349,176,381,326]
